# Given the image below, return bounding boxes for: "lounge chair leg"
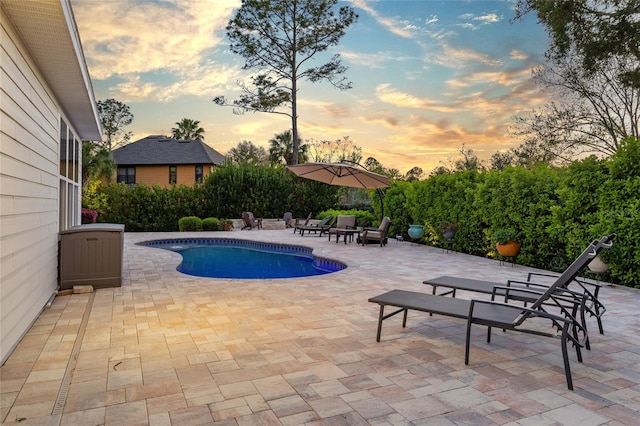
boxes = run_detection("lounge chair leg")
[376,305,384,342]
[402,309,408,328]
[487,326,492,343]
[597,317,604,335]
[579,302,590,351]
[465,301,474,365]
[561,323,574,390]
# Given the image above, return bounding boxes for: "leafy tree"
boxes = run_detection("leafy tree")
[429,165,452,176]
[453,144,485,172]
[308,136,362,164]
[436,144,485,174]
[512,53,640,157]
[404,166,424,181]
[489,151,514,171]
[515,0,640,87]
[97,98,133,151]
[490,139,564,171]
[82,140,115,185]
[363,157,386,175]
[226,140,269,164]
[172,118,205,141]
[268,130,309,165]
[213,0,358,164]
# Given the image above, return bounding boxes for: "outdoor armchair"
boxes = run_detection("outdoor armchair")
[327,215,357,243]
[241,211,262,230]
[283,212,293,228]
[360,216,391,246]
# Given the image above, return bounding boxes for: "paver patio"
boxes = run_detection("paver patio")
[1,229,639,425]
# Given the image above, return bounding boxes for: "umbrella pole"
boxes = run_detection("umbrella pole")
[336,160,387,221]
[376,188,385,221]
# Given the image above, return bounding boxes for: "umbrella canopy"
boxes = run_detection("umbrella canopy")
[286,162,390,189]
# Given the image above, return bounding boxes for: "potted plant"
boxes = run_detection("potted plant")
[493,228,520,257]
[222,219,234,231]
[588,254,608,274]
[407,224,424,240]
[440,222,458,239]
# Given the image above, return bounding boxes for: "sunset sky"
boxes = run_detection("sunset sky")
[71,0,550,174]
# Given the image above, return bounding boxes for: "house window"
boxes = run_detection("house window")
[117,167,136,184]
[195,165,203,183]
[169,165,177,184]
[60,120,68,176]
[59,117,81,231]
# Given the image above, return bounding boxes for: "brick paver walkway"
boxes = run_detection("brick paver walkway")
[2,230,639,425]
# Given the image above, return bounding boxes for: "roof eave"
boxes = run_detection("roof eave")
[2,0,102,141]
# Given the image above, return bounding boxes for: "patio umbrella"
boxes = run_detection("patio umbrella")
[286,162,390,189]
[286,162,390,219]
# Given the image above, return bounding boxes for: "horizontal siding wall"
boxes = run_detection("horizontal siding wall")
[0,10,62,364]
[136,164,200,187]
[136,165,170,187]
[176,164,195,186]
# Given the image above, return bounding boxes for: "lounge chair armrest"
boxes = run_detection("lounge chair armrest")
[491,286,585,311]
[504,280,587,301]
[469,299,580,327]
[527,272,603,290]
[492,284,548,304]
[527,271,560,281]
[506,279,551,289]
[491,285,547,300]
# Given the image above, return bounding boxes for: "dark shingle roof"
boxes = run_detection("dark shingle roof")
[112,135,226,166]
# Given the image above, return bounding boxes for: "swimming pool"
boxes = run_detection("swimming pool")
[138,238,346,279]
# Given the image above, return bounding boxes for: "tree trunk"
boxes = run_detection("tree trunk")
[291,1,299,165]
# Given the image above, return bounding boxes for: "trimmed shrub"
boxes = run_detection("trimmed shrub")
[178,216,202,231]
[202,217,221,231]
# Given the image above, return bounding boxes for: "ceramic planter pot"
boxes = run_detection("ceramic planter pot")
[588,255,608,273]
[407,224,424,240]
[496,241,521,257]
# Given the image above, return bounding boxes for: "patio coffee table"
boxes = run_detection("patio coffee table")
[334,228,360,244]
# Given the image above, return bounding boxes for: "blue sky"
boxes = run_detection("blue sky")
[71,0,550,174]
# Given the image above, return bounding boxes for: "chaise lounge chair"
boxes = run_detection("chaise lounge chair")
[293,213,312,234]
[368,235,615,390]
[422,234,615,337]
[241,211,262,230]
[296,215,335,237]
[360,216,391,246]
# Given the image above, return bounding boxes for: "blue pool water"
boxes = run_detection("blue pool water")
[138,238,346,279]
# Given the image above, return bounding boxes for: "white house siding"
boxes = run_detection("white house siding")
[1,8,71,364]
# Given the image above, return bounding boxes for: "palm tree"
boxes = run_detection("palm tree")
[82,141,115,185]
[268,130,308,165]
[172,118,205,141]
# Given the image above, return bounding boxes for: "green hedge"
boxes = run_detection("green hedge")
[318,209,377,228]
[87,163,341,231]
[379,137,640,287]
[85,140,640,286]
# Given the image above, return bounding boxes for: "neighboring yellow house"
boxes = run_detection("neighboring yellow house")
[0,1,102,363]
[111,135,226,187]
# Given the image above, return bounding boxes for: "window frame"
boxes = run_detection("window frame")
[117,166,136,184]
